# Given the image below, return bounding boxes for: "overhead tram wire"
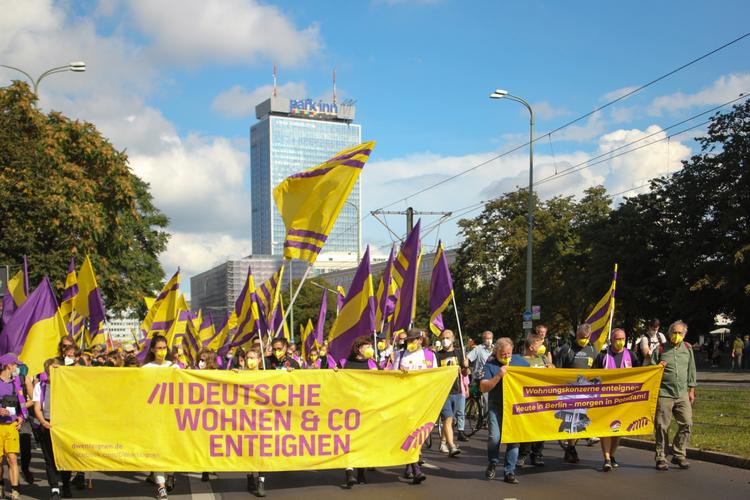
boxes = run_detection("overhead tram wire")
[369,31,750,212]
[320,32,750,251]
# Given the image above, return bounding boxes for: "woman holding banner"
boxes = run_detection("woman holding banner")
[142,335,177,500]
[594,328,641,471]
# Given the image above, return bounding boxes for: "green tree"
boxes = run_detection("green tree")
[0,82,169,313]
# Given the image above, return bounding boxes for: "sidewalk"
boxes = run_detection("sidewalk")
[696,370,750,383]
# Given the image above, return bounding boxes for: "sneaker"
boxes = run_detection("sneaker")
[610,456,619,468]
[603,459,612,472]
[10,490,21,500]
[516,454,527,467]
[50,490,61,500]
[656,459,669,471]
[22,467,34,484]
[504,473,519,484]
[439,441,449,453]
[448,444,461,457]
[671,456,690,469]
[411,465,426,485]
[485,463,496,480]
[156,486,168,499]
[255,477,266,498]
[201,472,210,482]
[531,455,545,467]
[403,465,413,480]
[566,445,580,463]
[457,430,469,442]
[345,469,357,489]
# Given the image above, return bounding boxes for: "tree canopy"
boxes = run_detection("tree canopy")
[0,81,170,313]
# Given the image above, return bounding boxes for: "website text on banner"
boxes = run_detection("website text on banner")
[501,365,664,443]
[50,366,455,472]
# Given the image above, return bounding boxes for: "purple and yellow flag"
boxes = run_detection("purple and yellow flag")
[429,241,454,336]
[272,141,375,263]
[586,263,619,352]
[73,256,107,347]
[0,276,67,375]
[392,221,422,333]
[328,246,375,363]
[230,267,261,350]
[300,319,315,363]
[375,246,397,333]
[302,288,327,361]
[2,256,29,326]
[59,257,84,335]
[257,265,285,333]
[205,311,237,351]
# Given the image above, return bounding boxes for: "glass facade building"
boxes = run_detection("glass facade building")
[251,98,362,258]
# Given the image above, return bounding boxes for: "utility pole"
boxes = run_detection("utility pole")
[372,207,451,237]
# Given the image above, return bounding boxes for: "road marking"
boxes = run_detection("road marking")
[187,472,217,500]
[421,462,439,469]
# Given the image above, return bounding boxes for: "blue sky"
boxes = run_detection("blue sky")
[2,0,749,296]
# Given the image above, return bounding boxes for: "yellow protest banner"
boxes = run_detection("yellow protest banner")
[501,365,664,443]
[51,366,455,472]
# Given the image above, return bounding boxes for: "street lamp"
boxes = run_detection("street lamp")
[345,199,362,263]
[1,61,86,95]
[490,88,534,335]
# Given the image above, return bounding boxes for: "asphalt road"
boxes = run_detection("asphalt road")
[18,433,750,500]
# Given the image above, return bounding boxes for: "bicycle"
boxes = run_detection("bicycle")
[463,382,486,437]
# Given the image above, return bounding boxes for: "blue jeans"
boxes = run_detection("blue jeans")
[487,405,519,475]
[440,394,466,431]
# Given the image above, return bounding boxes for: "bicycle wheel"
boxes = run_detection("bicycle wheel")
[464,396,479,437]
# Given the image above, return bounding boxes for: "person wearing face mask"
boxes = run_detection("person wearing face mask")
[33,357,70,500]
[390,329,435,484]
[594,328,641,471]
[555,323,597,464]
[374,335,390,369]
[0,354,27,500]
[238,348,267,496]
[518,332,549,468]
[467,331,494,410]
[338,337,378,488]
[480,338,529,484]
[60,345,78,367]
[638,319,666,365]
[265,338,301,370]
[316,344,338,369]
[436,330,469,455]
[648,320,696,471]
[533,324,553,366]
[142,335,177,499]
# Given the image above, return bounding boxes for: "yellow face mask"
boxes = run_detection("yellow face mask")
[377,341,386,351]
[154,347,167,361]
[310,355,319,362]
[577,338,590,347]
[499,356,510,365]
[246,358,259,370]
[319,349,327,357]
[274,349,285,359]
[362,346,375,359]
[407,342,420,353]
[536,345,547,356]
[613,339,626,351]
[671,334,684,345]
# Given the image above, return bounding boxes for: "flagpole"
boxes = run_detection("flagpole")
[289,262,294,343]
[606,263,618,347]
[451,294,466,359]
[259,329,267,370]
[274,262,313,339]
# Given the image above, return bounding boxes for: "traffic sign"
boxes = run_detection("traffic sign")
[532,305,541,320]
[523,310,533,322]
[523,320,533,329]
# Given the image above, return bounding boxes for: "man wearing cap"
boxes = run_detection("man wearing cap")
[0,353,26,499]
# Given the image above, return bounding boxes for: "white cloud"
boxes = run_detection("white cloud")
[601,85,639,102]
[127,0,321,66]
[650,73,750,115]
[531,101,571,121]
[212,81,307,118]
[160,232,251,281]
[549,111,605,142]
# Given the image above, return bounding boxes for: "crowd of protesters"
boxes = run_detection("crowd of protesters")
[0,318,702,499]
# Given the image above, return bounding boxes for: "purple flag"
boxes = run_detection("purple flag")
[328,246,375,363]
[392,220,421,332]
[2,256,29,326]
[375,246,396,332]
[429,241,454,335]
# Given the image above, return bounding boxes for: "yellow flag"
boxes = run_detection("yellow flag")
[272,142,375,263]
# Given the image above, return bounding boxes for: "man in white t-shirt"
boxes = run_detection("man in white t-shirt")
[639,319,666,364]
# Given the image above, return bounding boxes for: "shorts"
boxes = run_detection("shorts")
[0,423,20,455]
[440,393,464,420]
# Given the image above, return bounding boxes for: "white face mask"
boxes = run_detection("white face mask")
[226,353,233,359]
[64,356,75,366]
[12,367,20,378]
[442,338,452,348]
[483,339,493,347]
[198,360,206,370]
